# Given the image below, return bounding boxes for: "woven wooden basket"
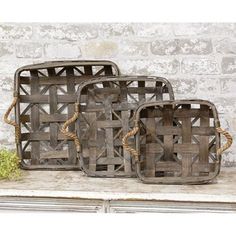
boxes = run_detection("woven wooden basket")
[4,60,120,170]
[62,76,175,177]
[123,100,233,184]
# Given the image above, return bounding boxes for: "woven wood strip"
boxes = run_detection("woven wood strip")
[75,76,175,177]
[126,100,229,184]
[11,60,120,170]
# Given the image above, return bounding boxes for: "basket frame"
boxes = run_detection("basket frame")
[75,76,175,177]
[13,60,120,170]
[132,99,222,184]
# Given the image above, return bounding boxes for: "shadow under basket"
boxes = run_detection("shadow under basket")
[4,60,120,170]
[123,100,233,184]
[62,76,175,177]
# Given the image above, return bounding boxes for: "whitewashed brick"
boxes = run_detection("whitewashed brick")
[83,41,118,58]
[181,58,220,74]
[44,43,81,59]
[173,23,235,36]
[222,57,236,74]
[215,38,236,54]
[0,42,14,58]
[151,39,212,55]
[197,78,220,94]
[169,78,197,95]
[16,43,43,58]
[119,41,149,57]
[220,77,236,94]
[0,75,14,91]
[99,23,134,37]
[133,23,173,37]
[117,59,179,75]
[0,24,32,40]
[36,24,98,41]
[211,97,236,115]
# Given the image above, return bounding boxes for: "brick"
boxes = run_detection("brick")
[232,118,236,133]
[99,23,134,37]
[16,43,43,58]
[151,39,212,55]
[44,43,81,59]
[83,41,118,58]
[181,58,220,75]
[35,24,98,41]
[119,41,149,57]
[0,42,14,58]
[222,57,236,74]
[0,24,32,40]
[0,76,14,91]
[222,152,236,167]
[197,78,220,94]
[133,23,173,37]
[215,38,236,54]
[170,78,197,95]
[211,97,236,114]
[117,59,179,75]
[0,118,15,149]
[173,23,235,36]
[220,77,236,94]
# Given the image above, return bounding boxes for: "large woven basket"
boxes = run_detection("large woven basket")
[62,76,175,177]
[4,60,120,170]
[123,100,233,184]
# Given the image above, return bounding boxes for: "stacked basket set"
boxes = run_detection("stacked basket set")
[4,60,233,184]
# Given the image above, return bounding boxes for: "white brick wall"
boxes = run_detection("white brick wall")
[0,23,235,166]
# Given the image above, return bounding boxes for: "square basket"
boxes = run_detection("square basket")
[4,60,120,170]
[123,100,233,184]
[62,76,175,177]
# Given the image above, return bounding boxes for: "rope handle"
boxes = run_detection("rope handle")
[3,96,20,144]
[216,127,233,156]
[122,123,139,162]
[61,109,81,152]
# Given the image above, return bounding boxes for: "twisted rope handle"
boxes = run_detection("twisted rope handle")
[122,123,139,162]
[61,109,81,152]
[216,127,233,156]
[3,96,20,144]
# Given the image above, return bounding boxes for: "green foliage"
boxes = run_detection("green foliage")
[0,149,21,180]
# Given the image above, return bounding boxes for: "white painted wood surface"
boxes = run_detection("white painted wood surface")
[0,168,235,212]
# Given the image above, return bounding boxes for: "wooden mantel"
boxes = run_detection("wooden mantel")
[0,168,235,213]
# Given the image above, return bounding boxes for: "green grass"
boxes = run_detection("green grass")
[0,149,21,180]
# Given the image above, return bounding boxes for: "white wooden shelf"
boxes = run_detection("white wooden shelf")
[0,168,235,213]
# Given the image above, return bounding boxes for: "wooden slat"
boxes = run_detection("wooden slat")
[104,99,115,172]
[48,68,58,149]
[19,94,77,103]
[120,81,132,173]
[40,150,69,159]
[19,76,87,85]
[163,105,174,162]
[66,67,77,165]
[21,132,72,141]
[20,114,68,123]
[30,70,40,165]
[87,113,97,172]
[199,105,210,175]
[180,105,192,177]
[139,109,214,119]
[145,109,156,177]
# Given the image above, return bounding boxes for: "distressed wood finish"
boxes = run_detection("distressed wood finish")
[76,76,174,177]
[14,60,120,170]
[133,100,221,184]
